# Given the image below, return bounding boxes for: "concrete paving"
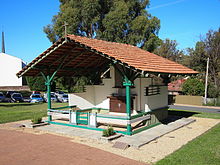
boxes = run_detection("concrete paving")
[35,117,195,149]
[37,124,102,140]
[116,117,196,148]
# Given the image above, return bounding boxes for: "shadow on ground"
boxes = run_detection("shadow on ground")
[161,110,199,124]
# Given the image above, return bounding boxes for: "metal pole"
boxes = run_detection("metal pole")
[123,77,132,135]
[204,57,209,105]
[46,76,52,121]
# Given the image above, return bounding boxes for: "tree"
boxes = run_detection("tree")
[187,41,207,72]
[26,77,46,91]
[26,77,56,92]
[55,76,89,93]
[188,28,220,97]
[44,0,161,91]
[44,0,161,52]
[153,39,184,62]
[182,78,205,96]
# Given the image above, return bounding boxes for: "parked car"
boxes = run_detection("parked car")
[30,94,44,103]
[57,94,69,103]
[6,91,16,98]
[55,91,68,102]
[11,93,23,102]
[55,91,64,97]
[44,92,58,102]
[0,92,5,102]
[32,91,41,95]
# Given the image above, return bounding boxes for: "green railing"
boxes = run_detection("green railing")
[76,111,88,125]
[50,105,76,110]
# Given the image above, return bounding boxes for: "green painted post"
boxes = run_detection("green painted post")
[46,76,52,121]
[123,77,132,135]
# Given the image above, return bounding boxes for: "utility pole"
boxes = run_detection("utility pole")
[204,57,209,104]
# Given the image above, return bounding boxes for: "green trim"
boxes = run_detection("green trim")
[97,114,128,120]
[123,76,132,135]
[50,105,76,110]
[132,122,161,135]
[49,121,103,131]
[130,111,151,120]
[48,121,129,135]
[76,111,89,125]
[48,109,71,114]
[78,107,109,112]
[40,72,47,81]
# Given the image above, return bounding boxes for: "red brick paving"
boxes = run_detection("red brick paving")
[0,129,146,165]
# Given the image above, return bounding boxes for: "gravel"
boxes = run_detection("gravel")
[1,117,219,164]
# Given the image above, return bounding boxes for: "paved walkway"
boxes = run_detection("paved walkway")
[116,117,195,148]
[0,129,146,165]
[37,124,102,140]
[35,117,195,149]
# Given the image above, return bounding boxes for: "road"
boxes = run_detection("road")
[169,105,220,114]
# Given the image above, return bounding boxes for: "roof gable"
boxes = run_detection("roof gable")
[17,35,197,78]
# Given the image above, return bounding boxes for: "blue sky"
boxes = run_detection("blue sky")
[1,0,220,63]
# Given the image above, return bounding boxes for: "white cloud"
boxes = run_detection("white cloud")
[149,0,187,11]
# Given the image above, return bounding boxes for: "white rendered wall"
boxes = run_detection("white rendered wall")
[69,66,168,111]
[69,66,117,109]
[0,53,24,86]
[145,86,168,111]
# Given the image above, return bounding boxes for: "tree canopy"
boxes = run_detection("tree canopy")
[44,0,161,52]
[153,39,184,62]
[188,28,220,97]
[182,78,205,96]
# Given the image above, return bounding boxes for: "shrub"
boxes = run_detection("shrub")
[102,126,115,137]
[182,78,205,96]
[31,115,42,124]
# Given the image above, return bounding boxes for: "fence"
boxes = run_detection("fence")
[175,95,203,106]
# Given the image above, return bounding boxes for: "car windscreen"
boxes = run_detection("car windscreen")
[32,95,41,98]
[0,93,3,97]
[12,94,22,97]
[63,95,68,98]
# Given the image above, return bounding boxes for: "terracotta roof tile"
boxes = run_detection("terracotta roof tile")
[67,35,197,74]
[17,35,198,77]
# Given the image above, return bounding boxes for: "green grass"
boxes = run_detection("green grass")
[155,109,220,165]
[0,102,68,124]
[155,123,220,165]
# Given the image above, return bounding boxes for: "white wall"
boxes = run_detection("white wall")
[145,86,168,111]
[0,53,24,86]
[69,66,117,109]
[69,66,168,111]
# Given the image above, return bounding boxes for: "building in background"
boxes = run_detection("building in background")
[0,32,28,91]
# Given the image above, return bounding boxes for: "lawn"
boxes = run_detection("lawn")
[155,109,220,165]
[156,123,220,165]
[0,102,68,124]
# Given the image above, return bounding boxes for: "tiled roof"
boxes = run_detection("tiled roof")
[17,35,197,78]
[67,35,197,74]
[168,79,186,91]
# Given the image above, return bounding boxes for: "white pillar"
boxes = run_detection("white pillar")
[70,111,77,124]
[89,113,97,127]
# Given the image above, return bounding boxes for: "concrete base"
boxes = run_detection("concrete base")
[100,133,123,143]
[142,108,168,128]
[116,117,195,148]
[25,122,49,128]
